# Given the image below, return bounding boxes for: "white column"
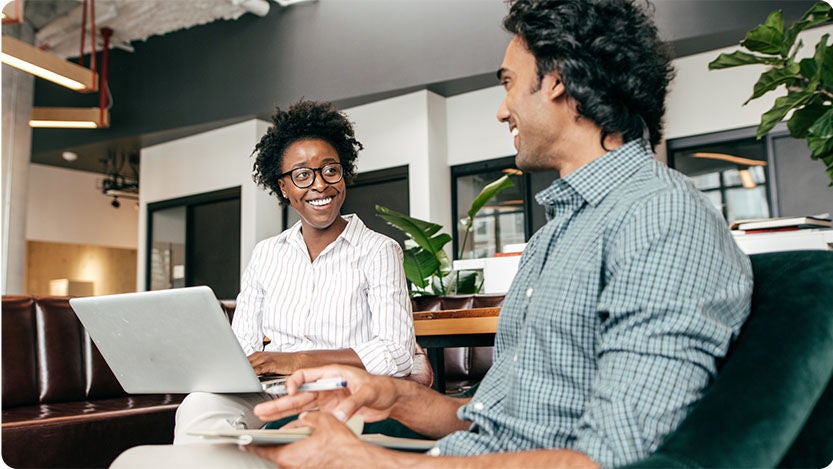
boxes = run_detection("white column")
[1,23,35,294]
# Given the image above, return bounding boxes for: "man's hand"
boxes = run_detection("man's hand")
[245,411,383,468]
[253,365,399,424]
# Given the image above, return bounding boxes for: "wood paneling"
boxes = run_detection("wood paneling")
[26,241,137,296]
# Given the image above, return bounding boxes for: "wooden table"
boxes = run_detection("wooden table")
[413,307,500,392]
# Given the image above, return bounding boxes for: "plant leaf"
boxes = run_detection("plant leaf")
[757,91,814,138]
[375,205,444,253]
[806,107,833,159]
[746,63,800,103]
[785,1,833,54]
[708,51,783,70]
[741,10,785,56]
[818,35,833,87]
[402,247,439,289]
[466,175,515,221]
[446,270,480,295]
[787,102,830,138]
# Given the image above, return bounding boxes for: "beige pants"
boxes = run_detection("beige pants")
[174,391,276,445]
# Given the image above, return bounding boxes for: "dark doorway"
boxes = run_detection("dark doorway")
[341,165,410,247]
[146,187,241,299]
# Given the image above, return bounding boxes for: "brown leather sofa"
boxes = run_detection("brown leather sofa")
[1,296,190,468]
[411,295,500,394]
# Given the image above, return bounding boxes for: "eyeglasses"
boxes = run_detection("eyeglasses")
[279,162,344,189]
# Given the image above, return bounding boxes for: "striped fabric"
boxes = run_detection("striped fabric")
[232,214,415,377]
[433,140,753,468]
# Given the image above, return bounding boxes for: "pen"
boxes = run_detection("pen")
[265,377,347,396]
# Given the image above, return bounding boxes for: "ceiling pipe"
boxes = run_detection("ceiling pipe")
[232,0,270,17]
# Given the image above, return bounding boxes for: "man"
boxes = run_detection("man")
[245,0,753,467]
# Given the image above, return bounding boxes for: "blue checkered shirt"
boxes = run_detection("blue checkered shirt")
[433,140,753,468]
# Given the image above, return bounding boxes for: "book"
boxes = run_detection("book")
[188,429,437,451]
[730,216,832,231]
[188,415,437,451]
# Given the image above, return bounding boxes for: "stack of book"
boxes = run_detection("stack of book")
[730,215,832,234]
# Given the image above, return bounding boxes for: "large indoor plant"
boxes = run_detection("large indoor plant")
[708,1,833,185]
[376,175,514,297]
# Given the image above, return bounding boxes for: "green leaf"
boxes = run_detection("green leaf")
[741,10,785,56]
[806,107,833,159]
[375,205,445,254]
[445,270,480,295]
[818,35,833,87]
[466,175,515,221]
[799,56,818,80]
[745,63,800,103]
[787,102,830,138]
[757,91,814,138]
[785,1,833,53]
[708,51,783,70]
[402,247,440,289]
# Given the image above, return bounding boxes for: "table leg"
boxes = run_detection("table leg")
[425,347,445,393]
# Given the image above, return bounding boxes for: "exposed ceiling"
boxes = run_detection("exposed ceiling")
[26,0,274,59]
[4,0,823,177]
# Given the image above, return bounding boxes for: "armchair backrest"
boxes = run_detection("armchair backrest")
[624,250,833,468]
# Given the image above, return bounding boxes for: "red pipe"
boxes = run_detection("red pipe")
[99,27,112,127]
[79,0,87,66]
[90,0,97,75]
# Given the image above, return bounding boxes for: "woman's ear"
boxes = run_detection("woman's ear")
[278,178,288,198]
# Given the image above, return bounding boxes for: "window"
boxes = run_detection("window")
[451,157,558,259]
[667,127,775,224]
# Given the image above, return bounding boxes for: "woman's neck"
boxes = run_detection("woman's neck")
[301,215,348,262]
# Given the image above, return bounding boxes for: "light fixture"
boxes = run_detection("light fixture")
[61,151,79,162]
[1,35,97,92]
[29,107,109,128]
[690,152,767,167]
[738,169,757,189]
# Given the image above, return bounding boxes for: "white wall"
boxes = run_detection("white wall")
[26,164,138,249]
[446,86,515,166]
[345,90,452,230]
[137,119,281,291]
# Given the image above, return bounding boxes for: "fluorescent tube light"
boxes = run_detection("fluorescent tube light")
[1,35,97,92]
[30,107,109,129]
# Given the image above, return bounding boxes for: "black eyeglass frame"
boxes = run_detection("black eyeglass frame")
[279,162,344,189]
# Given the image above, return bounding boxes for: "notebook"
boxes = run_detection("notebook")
[69,286,284,394]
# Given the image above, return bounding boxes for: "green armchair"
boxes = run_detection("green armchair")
[625,250,833,468]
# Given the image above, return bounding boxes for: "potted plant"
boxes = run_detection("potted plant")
[708,1,833,185]
[376,175,514,297]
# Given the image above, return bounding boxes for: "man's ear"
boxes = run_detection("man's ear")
[544,73,566,101]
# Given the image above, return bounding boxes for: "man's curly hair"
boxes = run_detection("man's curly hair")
[252,100,363,206]
[503,0,675,150]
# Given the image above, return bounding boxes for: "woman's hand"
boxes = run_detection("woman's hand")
[248,351,296,375]
[253,365,402,424]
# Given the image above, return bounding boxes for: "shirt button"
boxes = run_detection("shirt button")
[473,401,485,411]
[513,354,518,363]
[526,287,534,298]
[428,447,441,456]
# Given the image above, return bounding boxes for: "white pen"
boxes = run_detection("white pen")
[265,377,347,396]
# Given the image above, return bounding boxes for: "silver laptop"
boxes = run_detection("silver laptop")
[69,286,282,394]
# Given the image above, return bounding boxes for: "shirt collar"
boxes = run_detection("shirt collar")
[536,139,652,209]
[277,213,362,248]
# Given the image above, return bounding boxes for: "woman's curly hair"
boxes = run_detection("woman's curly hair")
[503,0,675,150]
[252,100,363,206]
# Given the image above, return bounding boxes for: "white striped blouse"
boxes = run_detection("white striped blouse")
[231,214,415,377]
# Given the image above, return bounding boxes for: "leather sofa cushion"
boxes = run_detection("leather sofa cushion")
[2,394,184,426]
[35,297,87,404]
[2,296,39,408]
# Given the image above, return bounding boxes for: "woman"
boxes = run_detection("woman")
[174,100,415,443]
